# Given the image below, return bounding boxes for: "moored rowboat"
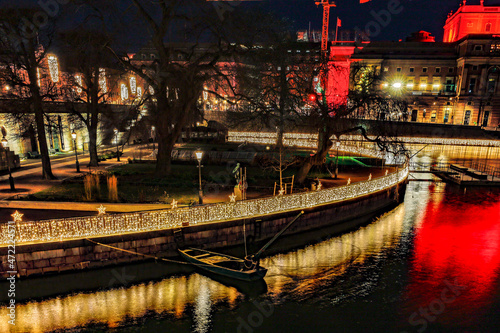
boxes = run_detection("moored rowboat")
[178,248,268,281]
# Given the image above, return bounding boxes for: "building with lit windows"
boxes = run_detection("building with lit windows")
[347,1,500,128]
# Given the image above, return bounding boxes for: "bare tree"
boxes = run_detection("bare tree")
[295,63,409,184]
[0,7,57,179]
[58,29,122,167]
[106,0,258,176]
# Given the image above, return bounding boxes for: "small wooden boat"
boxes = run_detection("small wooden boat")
[178,248,268,282]
[178,211,304,282]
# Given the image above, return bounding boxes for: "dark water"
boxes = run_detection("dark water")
[1,179,500,333]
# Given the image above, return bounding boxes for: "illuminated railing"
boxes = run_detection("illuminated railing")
[0,166,408,247]
[228,131,500,148]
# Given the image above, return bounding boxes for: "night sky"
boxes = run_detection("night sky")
[262,0,500,42]
[4,0,500,47]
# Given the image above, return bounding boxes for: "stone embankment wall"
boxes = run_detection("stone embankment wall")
[0,181,406,278]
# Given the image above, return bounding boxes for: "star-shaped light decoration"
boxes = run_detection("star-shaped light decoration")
[316,181,322,191]
[11,210,23,222]
[278,188,284,196]
[385,170,389,176]
[97,204,107,215]
[347,178,351,185]
[229,193,236,202]
[368,173,372,181]
[171,199,178,209]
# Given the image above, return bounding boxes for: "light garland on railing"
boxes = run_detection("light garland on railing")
[0,165,408,247]
[47,55,59,83]
[228,131,500,148]
[99,68,107,93]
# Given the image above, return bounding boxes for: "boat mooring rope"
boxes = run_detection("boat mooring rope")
[84,238,192,266]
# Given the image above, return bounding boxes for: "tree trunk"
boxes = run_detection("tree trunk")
[295,159,313,185]
[88,125,99,167]
[155,137,173,176]
[295,128,333,184]
[33,101,56,180]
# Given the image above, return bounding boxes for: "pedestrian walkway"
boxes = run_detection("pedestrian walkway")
[0,145,144,200]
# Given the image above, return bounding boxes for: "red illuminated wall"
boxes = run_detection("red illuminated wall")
[444,2,500,42]
[326,46,357,106]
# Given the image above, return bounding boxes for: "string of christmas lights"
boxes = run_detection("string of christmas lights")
[0,167,408,247]
[228,131,500,148]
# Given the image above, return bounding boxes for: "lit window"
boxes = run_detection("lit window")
[129,76,136,94]
[99,68,107,93]
[47,55,59,83]
[121,83,129,100]
[419,77,428,90]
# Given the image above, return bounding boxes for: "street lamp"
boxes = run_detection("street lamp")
[151,126,156,153]
[1,138,15,191]
[114,128,120,162]
[335,140,340,179]
[71,131,80,173]
[195,151,203,204]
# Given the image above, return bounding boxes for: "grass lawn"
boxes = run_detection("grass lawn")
[26,156,371,204]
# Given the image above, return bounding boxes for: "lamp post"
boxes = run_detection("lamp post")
[335,140,340,179]
[114,128,120,162]
[151,126,156,153]
[196,151,203,204]
[71,131,80,173]
[1,138,15,191]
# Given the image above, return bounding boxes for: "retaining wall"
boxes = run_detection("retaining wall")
[0,180,406,278]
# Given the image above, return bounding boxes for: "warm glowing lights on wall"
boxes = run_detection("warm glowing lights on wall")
[137,86,142,98]
[203,88,208,101]
[99,68,107,93]
[74,75,82,94]
[392,82,402,89]
[148,86,154,95]
[130,76,137,94]
[47,55,59,83]
[121,83,129,100]
[228,131,500,150]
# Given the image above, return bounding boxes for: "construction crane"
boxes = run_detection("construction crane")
[315,0,336,56]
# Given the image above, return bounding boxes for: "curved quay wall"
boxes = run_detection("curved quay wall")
[0,167,409,278]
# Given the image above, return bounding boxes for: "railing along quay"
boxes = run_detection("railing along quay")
[0,166,409,247]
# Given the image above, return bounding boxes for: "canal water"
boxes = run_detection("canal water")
[1,178,499,333]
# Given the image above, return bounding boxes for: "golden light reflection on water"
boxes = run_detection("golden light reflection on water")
[0,205,406,333]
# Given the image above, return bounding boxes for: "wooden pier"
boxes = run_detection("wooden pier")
[430,163,500,187]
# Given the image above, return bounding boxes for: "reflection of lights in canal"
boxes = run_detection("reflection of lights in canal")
[404,186,500,327]
[0,205,407,333]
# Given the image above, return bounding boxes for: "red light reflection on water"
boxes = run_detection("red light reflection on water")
[404,185,500,328]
